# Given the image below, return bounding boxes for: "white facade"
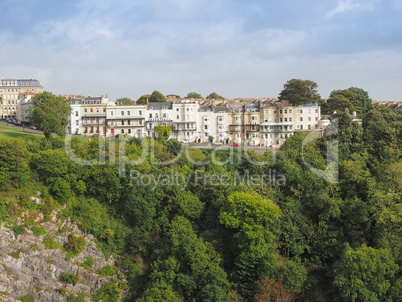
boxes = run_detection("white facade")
[16,95,33,123]
[172,101,199,141]
[106,104,146,137]
[294,104,321,131]
[67,102,82,135]
[146,102,173,138]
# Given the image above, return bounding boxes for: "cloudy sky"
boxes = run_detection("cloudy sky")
[1,0,401,101]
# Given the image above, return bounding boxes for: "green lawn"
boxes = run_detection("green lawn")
[0,124,44,140]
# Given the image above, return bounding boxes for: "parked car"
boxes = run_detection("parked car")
[212,141,223,146]
[231,142,240,147]
[30,125,37,130]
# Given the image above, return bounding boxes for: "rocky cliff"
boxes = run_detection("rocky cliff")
[0,209,126,301]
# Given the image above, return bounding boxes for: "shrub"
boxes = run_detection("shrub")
[19,294,35,302]
[62,270,79,285]
[93,279,121,302]
[98,265,117,277]
[31,225,46,236]
[80,256,95,270]
[12,225,26,239]
[43,236,62,249]
[8,249,23,259]
[64,233,87,258]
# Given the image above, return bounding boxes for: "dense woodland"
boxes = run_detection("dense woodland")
[0,104,401,301]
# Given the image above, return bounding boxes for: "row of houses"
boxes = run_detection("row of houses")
[62,96,322,146]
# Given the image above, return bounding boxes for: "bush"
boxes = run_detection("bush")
[93,279,121,302]
[19,294,35,302]
[31,225,46,236]
[80,256,95,270]
[98,265,117,277]
[64,233,87,258]
[43,236,62,249]
[62,270,79,285]
[12,225,26,239]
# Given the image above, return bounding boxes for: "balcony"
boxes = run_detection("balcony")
[82,120,106,126]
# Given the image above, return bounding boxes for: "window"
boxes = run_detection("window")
[308,109,311,114]
[121,129,124,134]
[289,109,292,113]
[315,117,318,121]
[284,110,287,114]
[121,111,124,116]
[90,108,93,113]
[315,109,318,113]
[279,110,282,114]
[149,113,152,118]
[300,125,303,130]
[162,113,166,118]
[300,109,303,113]
[176,115,179,119]
[122,120,125,125]
[128,129,131,134]
[289,117,292,122]
[300,117,303,121]
[204,125,208,130]
[139,111,142,115]
[176,108,179,111]
[308,117,311,121]
[127,111,130,116]
[84,109,87,113]
[111,111,113,116]
[75,111,78,116]
[280,118,282,122]
[284,118,287,122]
[75,120,78,125]
[308,125,311,129]
[128,120,131,125]
[96,108,99,113]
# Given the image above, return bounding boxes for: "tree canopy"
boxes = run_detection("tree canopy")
[27,91,71,138]
[136,94,150,105]
[327,89,361,116]
[206,92,224,99]
[185,92,203,99]
[278,79,321,106]
[348,87,374,114]
[116,97,134,105]
[149,91,167,103]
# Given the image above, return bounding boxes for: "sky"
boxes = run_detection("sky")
[1,0,402,101]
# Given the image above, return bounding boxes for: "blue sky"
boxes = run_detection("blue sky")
[1,0,401,100]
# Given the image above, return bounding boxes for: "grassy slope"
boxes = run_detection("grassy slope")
[0,124,44,140]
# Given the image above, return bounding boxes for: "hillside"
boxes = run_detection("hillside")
[0,206,127,302]
[0,107,401,301]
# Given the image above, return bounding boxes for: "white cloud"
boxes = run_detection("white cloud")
[325,0,362,19]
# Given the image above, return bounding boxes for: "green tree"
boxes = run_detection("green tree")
[327,89,361,116]
[219,192,281,298]
[186,92,203,99]
[136,94,150,105]
[28,91,71,138]
[206,92,224,99]
[116,97,134,105]
[278,79,321,106]
[154,125,173,139]
[0,139,30,189]
[333,244,398,302]
[149,91,167,103]
[348,87,374,114]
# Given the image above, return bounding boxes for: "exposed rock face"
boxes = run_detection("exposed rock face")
[0,211,125,301]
